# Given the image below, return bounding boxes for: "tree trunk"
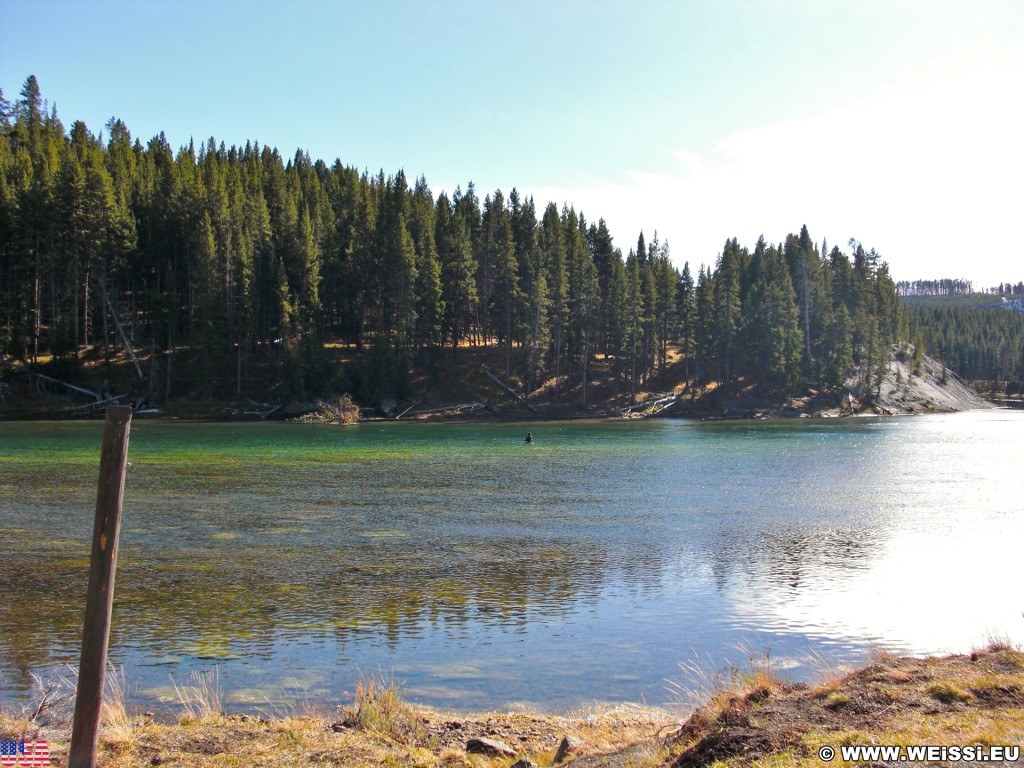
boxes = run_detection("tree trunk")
[83,265,91,351]
[100,272,111,364]
[33,256,40,362]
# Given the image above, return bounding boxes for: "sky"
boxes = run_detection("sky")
[3,0,1022,288]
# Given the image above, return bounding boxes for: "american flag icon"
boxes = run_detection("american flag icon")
[0,740,50,767]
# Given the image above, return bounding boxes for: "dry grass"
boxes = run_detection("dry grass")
[798,645,855,690]
[6,646,1022,768]
[1,683,666,768]
[821,691,850,710]
[974,630,1017,654]
[667,644,1024,768]
[337,673,425,744]
[665,648,785,745]
[171,668,224,723]
[100,664,139,753]
[926,680,974,704]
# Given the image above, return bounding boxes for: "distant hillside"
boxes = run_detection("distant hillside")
[903,294,1024,390]
[899,293,1008,310]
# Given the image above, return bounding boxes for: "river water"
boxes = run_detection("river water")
[1,411,1021,713]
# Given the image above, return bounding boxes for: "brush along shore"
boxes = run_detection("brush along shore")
[3,644,1022,767]
[1,341,996,423]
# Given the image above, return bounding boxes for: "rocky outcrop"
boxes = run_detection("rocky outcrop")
[844,347,992,415]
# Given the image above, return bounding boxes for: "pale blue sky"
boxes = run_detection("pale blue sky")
[3,0,1022,286]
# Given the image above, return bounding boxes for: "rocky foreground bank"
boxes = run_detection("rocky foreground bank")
[3,645,1021,767]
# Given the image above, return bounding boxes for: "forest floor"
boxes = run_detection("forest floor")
[3,644,1021,767]
[0,341,998,421]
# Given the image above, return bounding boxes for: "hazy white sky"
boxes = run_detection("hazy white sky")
[3,0,1022,287]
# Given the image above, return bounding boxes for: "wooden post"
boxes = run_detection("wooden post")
[69,406,133,768]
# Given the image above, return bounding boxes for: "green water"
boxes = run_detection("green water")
[1,413,1021,712]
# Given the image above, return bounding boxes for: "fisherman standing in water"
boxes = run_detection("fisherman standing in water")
[524,432,533,444]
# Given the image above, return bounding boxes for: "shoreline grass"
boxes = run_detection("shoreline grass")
[2,644,1021,767]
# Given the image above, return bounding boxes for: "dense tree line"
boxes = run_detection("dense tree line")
[1,76,905,405]
[988,282,1024,295]
[896,279,974,297]
[909,305,1024,385]
[894,278,1024,385]
[683,232,904,398]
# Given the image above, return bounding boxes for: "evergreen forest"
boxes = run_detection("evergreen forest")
[908,304,1024,387]
[1,76,1017,411]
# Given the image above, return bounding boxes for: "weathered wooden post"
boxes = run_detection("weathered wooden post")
[68,405,133,768]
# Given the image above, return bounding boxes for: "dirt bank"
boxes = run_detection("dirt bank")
[670,644,1024,768]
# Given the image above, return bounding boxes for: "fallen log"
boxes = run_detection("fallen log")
[32,371,103,402]
[649,395,681,415]
[621,394,679,416]
[395,400,420,419]
[241,397,284,418]
[258,403,283,420]
[483,368,539,413]
[71,395,127,411]
[409,402,487,416]
[101,280,144,380]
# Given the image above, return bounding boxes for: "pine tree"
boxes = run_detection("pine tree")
[409,176,443,349]
[676,262,695,388]
[563,206,597,401]
[588,218,617,356]
[481,190,518,378]
[652,237,677,373]
[712,239,744,391]
[764,249,803,392]
[435,191,477,350]
[452,183,482,343]
[510,191,547,392]
[693,266,715,394]
[625,245,643,398]
[605,251,629,399]
[540,202,568,391]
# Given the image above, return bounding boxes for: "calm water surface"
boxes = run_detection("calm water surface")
[1,411,1021,712]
